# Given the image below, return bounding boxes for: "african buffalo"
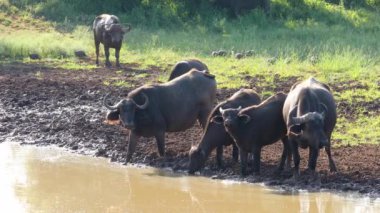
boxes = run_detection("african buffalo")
[188,89,261,174]
[283,77,337,177]
[220,93,290,176]
[168,59,208,81]
[104,69,216,163]
[93,14,131,67]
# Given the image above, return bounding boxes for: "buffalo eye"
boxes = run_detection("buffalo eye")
[211,116,224,124]
[238,114,251,124]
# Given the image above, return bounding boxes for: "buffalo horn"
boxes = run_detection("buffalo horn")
[103,93,119,110]
[123,24,132,33]
[219,107,226,114]
[292,112,323,125]
[219,106,242,114]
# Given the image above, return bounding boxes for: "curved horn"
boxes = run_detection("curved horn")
[219,106,225,114]
[103,93,118,110]
[291,115,307,125]
[123,24,132,33]
[132,92,149,109]
[219,105,241,114]
[292,112,321,125]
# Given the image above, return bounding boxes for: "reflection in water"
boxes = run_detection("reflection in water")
[0,142,379,212]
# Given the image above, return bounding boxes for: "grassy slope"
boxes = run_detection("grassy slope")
[0,1,379,146]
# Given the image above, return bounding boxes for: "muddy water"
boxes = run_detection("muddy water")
[0,143,379,213]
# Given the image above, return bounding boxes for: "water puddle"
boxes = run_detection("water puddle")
[0,142,379,212]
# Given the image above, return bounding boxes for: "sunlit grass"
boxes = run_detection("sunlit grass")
[0,30,92,59]
[335,115,380,146]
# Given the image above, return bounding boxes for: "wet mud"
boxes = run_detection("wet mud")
[0,62,379,197]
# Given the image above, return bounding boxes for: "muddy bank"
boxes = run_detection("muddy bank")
[0,62,379,197]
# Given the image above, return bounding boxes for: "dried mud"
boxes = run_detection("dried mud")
[0,62,379,197]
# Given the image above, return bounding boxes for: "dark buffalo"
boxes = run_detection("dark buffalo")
[104,69,216,163]
[188,89,261,174]
[283,77,337,177]
[220,93,290,176]
[168,59,208,81]
[93,14,131,67]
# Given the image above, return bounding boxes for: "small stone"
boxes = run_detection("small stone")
[29,53,41,60]
[211,51,219,57]
[95,148,106,157]
[74,50,87,58]
[235,53,244,59]
[218,50,227,56]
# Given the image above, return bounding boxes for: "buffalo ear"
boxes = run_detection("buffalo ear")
[211,116,224,124]
[239,114,251,124]
[106,110,120,121]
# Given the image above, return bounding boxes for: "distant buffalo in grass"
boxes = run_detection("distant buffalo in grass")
[93,14,131,67]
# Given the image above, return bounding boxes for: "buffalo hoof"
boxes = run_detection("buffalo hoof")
[116,63,121,68]
[240,169,250,177]
[217,164,226,171]
[292,168,300,179]
[329,163,338,173]
[105,62,112,68]
[274,168,283,176]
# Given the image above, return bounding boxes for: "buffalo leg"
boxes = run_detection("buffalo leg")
[115,47,121,67]
[252,146,262,175]
[325,145,337,172]
[239,149,249,176]
[155,131,166,157]
[95,40,100,66]
[126,131,139,163]
[232,143,239,162]
[198,107,212,129]
[290,140,300,177]
[277,137,290,172]
[216,145,224,168]
[308,148,319,171]
[104,46,111,67]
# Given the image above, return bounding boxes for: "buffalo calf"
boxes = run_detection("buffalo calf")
[188,89,261,174]
[220,93,290,176]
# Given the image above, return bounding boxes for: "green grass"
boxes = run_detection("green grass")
[335,116,380,146]
[0,1,379,146]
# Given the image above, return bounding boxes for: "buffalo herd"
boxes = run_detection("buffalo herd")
[99,14,337,179]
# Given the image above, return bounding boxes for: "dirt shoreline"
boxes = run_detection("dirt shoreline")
[0,62,379,198]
